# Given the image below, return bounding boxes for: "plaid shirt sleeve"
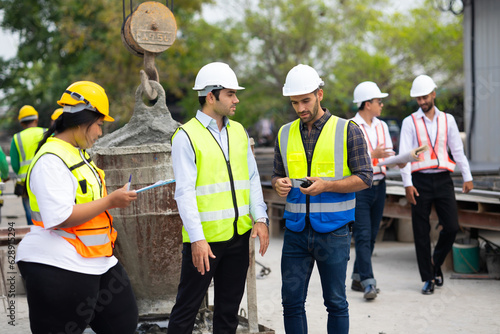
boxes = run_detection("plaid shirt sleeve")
[347,121,373,187]
[272,136,286,179]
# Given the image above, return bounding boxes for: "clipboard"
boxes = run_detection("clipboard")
[135,179,175,193]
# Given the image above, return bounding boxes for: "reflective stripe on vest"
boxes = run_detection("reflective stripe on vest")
[52,229,110,246]
[173,118,253,243]
[14,127,45,180]
[358,122,387,175]
[26,137,116,258]
[285,199,356,214]
[277,116,355,233]
[410,113,456,173]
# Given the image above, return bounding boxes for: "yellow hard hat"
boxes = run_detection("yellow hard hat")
[18,105,39,122]
[57,81,114,122]
[51,108,64,121]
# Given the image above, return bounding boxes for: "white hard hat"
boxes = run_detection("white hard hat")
[353,81,388,104]
[410,74,437,97]
[193,62,244,96]
[282,64,324,96]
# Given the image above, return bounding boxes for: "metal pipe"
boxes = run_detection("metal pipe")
[385,180,500,198]
[467,0,476,158]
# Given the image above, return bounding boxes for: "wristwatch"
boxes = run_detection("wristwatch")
[256,217,270,227]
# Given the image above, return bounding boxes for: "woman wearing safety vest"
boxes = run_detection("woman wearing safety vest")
[15,81,139,334]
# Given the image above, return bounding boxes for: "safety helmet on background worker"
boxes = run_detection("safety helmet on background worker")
[192,62,245,97]
[353,81,389,107]
[410,74,437,97]
[282,64,324,96]
[57,81,114,122]
[51,108,63,121]
[18,105,38,122]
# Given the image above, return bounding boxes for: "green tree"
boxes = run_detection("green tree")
[223,0,463,134]
[0,0,464,139]
[0,0,231,133]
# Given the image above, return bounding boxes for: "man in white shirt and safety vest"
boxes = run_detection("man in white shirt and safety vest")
[350,81,396,300]
[10,105,46,225]
[399,74,473,295]
[169,62,270,334]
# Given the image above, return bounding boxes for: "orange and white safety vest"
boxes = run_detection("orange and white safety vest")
[359,122,387,176]
[410,112,456,173]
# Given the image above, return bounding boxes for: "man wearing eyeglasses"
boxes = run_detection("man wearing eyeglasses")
[350,81,395,300]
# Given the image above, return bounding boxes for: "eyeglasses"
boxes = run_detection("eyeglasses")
[370,99,383,105]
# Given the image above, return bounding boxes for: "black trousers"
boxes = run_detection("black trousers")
[411,172,459,282]
[167,230,251,334]
[18,261,138,334]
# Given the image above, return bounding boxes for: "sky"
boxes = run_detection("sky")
[0,29,18,59]
[0,10,18,59]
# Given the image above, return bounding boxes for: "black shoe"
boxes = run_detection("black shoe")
[351,280,363,292]
[435,267,444,287]
[421,280,435,295]
[364,285,377,300]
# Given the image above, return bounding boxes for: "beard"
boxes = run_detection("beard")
[299,98,320,124]
[420,100,434,113]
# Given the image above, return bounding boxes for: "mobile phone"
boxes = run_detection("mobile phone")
[296,178,313,188]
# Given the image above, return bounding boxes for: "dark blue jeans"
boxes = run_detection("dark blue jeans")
[352,179,386,288]
[281,223,350,334]
[22,196,33,225]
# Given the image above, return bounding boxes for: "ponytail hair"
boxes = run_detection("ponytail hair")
[36,109,103,154]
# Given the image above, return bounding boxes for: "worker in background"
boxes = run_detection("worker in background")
[0,146,9,224]
[0,146,8,182]
[272,64,372,333]
[10,105,46,225]
[350,81,398,300]
[15,81,138,333]
[399,74,474,295]
[168,62,269,334]
[51,107,63,126]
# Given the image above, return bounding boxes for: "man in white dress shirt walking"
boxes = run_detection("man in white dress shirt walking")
[350,81,394,300]
[399,74,473,295]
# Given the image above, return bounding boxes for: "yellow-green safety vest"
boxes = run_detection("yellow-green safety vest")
[278,115,355,233]
[14,127,46,181]
[173,118,253,243]
[27,137,116,258]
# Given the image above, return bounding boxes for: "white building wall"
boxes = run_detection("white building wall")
[463,0,500,166]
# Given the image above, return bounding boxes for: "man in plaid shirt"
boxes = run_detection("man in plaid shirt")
[272,64,372,334]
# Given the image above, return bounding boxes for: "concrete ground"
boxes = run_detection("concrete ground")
[245,234,500,334]
[1,178,500,334]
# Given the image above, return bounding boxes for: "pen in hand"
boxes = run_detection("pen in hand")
[127,174,132,191]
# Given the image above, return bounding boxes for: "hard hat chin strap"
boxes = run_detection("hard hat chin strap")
[63,104,97,113]
[197,85,224,97]
[63,90,98,113]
